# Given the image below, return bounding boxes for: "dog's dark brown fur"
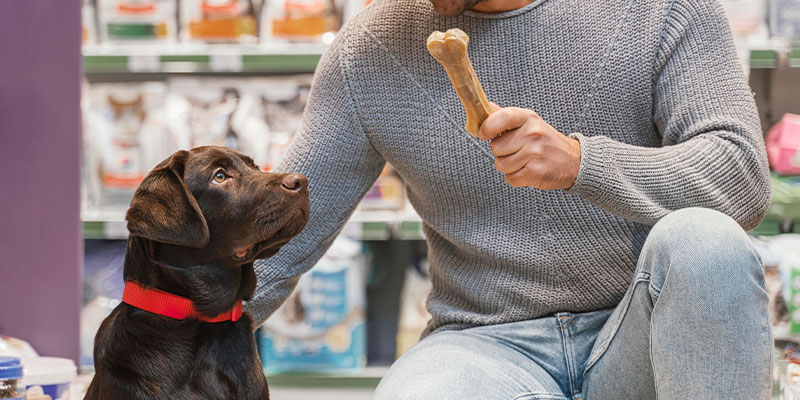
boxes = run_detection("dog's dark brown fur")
[86,146,309,400]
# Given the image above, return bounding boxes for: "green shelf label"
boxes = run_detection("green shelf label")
[107,23,159,39]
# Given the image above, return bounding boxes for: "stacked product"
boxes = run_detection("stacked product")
[771,0,800,38]
[97,0,178,42]
[263,0,339,41]
[259,236,367,373]
[82,83,176,209]
[81,76,320,209]
[181,0,259,43]
[0,338,77,400]
[83,0,98,45]
[85,0,376,44]
[395,258,431,358]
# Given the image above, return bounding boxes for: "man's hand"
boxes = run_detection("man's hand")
[478,104,581,190]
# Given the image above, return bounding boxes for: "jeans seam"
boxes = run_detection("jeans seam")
[558,315,580,398]
[584,271,650,374]
[648,311,660,400]
[513,394,569,400]
[648,283,661,301]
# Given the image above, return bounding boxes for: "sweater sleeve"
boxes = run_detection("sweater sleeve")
[565,0,771,230]
[244,33,386,327]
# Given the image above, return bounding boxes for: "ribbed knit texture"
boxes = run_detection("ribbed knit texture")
[247,0,770,336]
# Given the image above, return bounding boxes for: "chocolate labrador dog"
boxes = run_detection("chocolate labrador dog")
[86,146,309,400]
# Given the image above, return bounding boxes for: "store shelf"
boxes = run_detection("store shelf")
[83,43,326,74]
[752,173,800,235]
[82,207,424,241]
[790,48,800,68]
[750,49,779,69]
[266,367,387,389]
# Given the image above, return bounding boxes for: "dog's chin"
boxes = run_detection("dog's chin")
[234,208,309,263]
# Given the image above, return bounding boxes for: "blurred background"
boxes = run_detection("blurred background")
[4,0,800,399]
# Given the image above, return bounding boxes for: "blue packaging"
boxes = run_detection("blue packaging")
[22,357,76,400]
[771,0,800,38]
[259,237,367,373]
[0,357,24,400]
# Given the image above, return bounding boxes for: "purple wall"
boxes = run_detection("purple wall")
[0,1,82,362]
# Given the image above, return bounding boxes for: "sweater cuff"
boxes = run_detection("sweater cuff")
[565,132,606,201]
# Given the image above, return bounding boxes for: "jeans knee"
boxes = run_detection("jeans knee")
[642,207,764,295]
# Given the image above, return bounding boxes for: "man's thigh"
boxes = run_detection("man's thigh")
[581,272,656,400]
[373,330,569,400]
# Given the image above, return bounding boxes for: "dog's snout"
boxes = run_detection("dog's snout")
[280,174,307,192]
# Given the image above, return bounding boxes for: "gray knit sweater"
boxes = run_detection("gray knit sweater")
[247,0,771,336]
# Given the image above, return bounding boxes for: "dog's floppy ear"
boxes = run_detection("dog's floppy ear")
[126,151,210,248]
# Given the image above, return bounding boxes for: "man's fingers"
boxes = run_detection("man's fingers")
[494,152,528,175]
[489,127,525,157]
[478,107,533,141]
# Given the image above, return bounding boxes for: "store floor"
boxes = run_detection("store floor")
[270,387,374,400]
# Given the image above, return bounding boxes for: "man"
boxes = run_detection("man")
[246,0,773,397]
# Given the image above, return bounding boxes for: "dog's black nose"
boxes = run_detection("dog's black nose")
[281,174,307,192]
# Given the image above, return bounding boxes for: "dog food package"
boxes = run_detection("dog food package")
[83,83,177,208]
[166,78,268,169]
[751,235,800,339]
[771,0,800,38]
[80,240,127,368]
[768,114,800,175]
[22,358,77,400]
[249,76,311,170]
[180,0,259,43]
[721,0,768,70]
[97,0,177,43]
[359,165,405,210]
[259,236,367,373]
[83,0,98,45]
[722,0,767,36]
[776,344,800,399]
[395,259,432,358]
[263,0,339,41]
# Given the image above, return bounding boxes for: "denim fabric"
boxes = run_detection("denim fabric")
[372,208,773,399]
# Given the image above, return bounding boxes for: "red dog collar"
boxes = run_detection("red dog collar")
[122,280,242,323]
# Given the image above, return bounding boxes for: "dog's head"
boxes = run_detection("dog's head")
[125,146,309,265]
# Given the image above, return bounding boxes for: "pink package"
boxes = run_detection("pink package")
[767,113,800,175]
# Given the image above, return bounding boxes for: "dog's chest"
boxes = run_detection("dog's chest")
[187,321,268,399]
[91,309,268,400]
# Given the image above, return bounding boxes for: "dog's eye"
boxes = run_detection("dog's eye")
[212,170,228,184]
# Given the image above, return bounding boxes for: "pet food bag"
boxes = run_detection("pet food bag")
[166,78,271,168]
[771,0,800,38]
[83,83,177,208]
[767,114,800,175]
[22,358,77,400]
[181,0,258,43]
[263,0,339,41]
[254,76,311,170]
[83,0,98,45]
[360,165,405,210]
[753,235,800,338]
[259,236,367,373]
[722,0,767,36]
[97,0,177,43]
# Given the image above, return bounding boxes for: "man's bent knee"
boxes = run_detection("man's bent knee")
[641,207,763,297]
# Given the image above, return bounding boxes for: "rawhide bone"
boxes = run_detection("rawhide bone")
[427,28,494,137]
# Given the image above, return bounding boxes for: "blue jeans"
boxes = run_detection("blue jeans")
[373,208,773,399]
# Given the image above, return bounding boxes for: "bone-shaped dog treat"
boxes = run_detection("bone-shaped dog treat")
[427,28,493,137]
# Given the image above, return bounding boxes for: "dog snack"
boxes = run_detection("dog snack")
[427,28,493,137]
